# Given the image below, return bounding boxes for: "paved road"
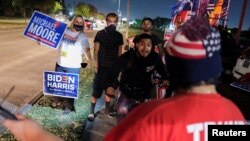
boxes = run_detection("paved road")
[0,28,96,108]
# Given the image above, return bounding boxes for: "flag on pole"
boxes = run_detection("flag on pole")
[171,0,191,17]
[198,0,210,16]
[171,0,193,29]
[191,0,200,12]
[208,0,224,26]
[220,0,230,27]
[207,0,230,27]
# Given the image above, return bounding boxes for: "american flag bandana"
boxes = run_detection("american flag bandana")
[167,23,221,59]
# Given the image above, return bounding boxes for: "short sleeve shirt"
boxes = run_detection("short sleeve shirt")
[94,29,123,67]
[57,28,90,68]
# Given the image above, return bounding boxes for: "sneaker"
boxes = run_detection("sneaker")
[51,101,61,108]
[87,113,95,121]
[107,112,117,119]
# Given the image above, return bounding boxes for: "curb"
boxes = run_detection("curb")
[28,91,44,105]
[18,90,44,114]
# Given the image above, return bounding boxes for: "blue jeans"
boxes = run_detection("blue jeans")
[55,63,81,74]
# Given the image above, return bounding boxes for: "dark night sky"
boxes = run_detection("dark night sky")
[71,0,250,30]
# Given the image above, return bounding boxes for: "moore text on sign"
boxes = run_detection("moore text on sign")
[24,11,67,49]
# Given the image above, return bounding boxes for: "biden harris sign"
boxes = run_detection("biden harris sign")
[43,71,79,99]
[24,11,67,49]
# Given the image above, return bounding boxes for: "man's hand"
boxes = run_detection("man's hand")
[105,87,116,97]
[2,114,62,141]
[161,80,169,86]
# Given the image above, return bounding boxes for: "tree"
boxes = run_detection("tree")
[153,17,171,30]
[32,0,56,13]
[75,2,90,18]
[11,0,56,17]
[0,0,14,16]
[88,4,98,17]
[134,19,142,27]
[96,13,105,20]
[12,0,32,22]
[51,1,63,14]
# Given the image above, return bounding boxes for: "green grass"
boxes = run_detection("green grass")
[0,68,94,141]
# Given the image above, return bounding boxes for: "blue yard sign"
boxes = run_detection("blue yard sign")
[43,71,79,99]
[24,11,67,49]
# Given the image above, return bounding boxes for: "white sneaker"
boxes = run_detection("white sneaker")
[87,113,95,121]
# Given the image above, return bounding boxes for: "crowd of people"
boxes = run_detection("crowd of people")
[1,13,247,141]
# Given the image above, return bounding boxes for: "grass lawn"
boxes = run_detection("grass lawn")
[0,68,94,141]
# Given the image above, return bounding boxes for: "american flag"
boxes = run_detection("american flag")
[207,0,218,12]
[220,0,230,18]
[171,0,191,17]
[221,0,230,27]
[191,0,200,12]
[167,28,221,59]
[207,0,230,26]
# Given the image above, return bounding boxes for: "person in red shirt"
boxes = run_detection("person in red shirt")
[103,16,247,141]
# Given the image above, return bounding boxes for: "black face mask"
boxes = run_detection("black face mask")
[105,24,116,32]
[73,24,83,31]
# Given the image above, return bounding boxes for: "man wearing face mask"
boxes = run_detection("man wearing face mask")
[52,15,92,114]
[87,13,123,121]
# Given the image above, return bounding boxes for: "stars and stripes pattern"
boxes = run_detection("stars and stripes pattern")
[220,0,230,27]
[207,0,230,26]
[168,31,206,59]
[220,0,230,18]
[167,28,221,59]
[171,0,191,17]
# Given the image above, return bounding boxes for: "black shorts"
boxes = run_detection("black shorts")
[92,67,109,98]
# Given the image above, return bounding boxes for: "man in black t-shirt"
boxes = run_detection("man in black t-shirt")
[105,34,168,121]
[133,18,167,97]
[88,13,123,121]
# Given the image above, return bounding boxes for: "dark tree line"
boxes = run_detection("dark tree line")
[0,0,105,20]
[0,0,59,17]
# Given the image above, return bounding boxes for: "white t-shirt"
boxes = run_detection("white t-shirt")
[57,28,90,68]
